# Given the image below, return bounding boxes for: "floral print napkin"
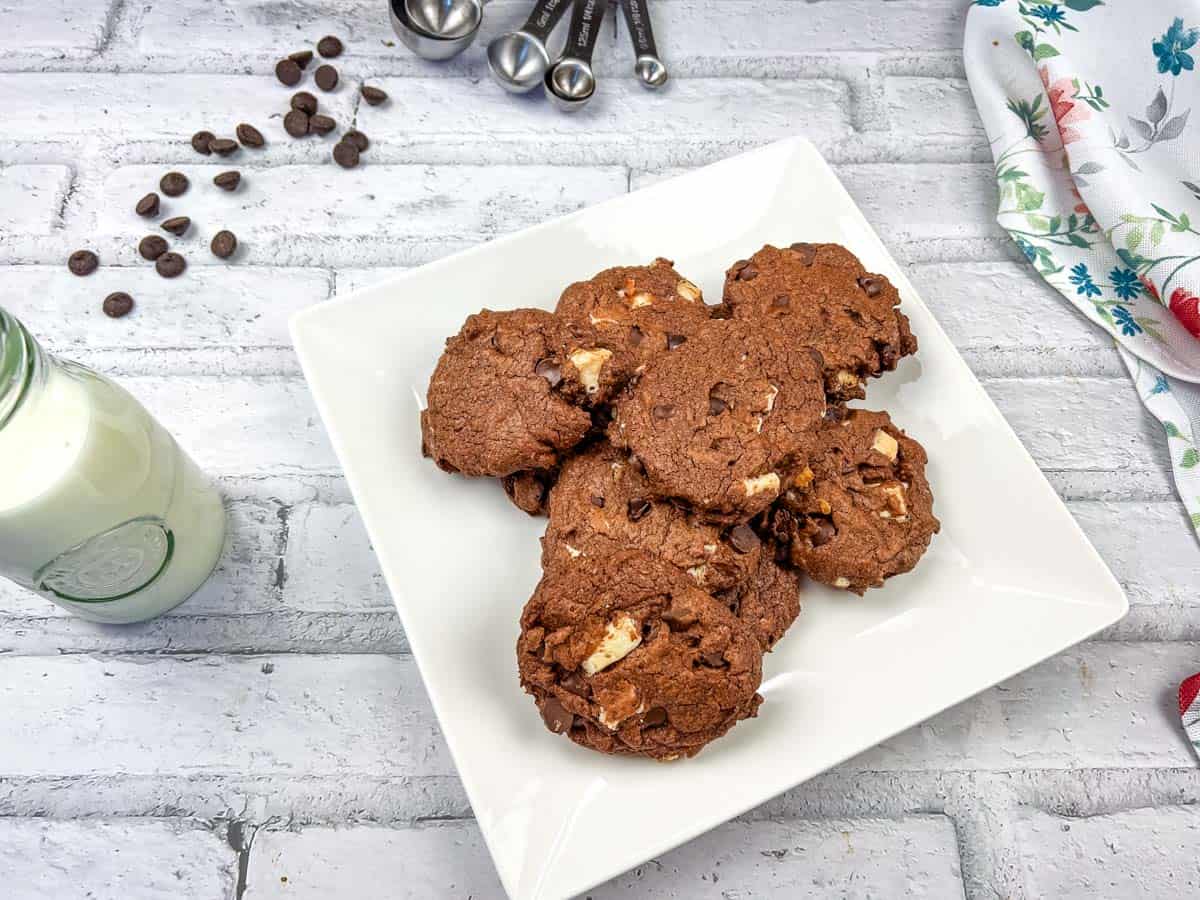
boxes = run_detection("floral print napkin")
[965,2,1200,541]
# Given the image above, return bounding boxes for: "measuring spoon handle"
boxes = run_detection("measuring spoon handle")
[621,0,659,59]
[521,0,573,42]
[563,0,607,65]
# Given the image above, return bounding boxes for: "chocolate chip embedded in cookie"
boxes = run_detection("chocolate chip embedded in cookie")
[541,443,760,593]
[721,244,918,401]
[517,549,763,760]
[502,469,555,516]
[714,543,802,651]
[772,409,938,594]
[421,309,620,477]
[608,319,826,523]
[555,258,712,375]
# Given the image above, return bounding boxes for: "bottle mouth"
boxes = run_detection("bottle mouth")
[0,308,37,431]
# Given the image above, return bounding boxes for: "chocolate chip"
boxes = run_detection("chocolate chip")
[343,129,369,152]
[308,114,336,135]
[560,671,590,697]
[730,259,749,274]
[807,347,825,369]
[102,291,134,318]
[771,294,790,309]
[666,333,687,350]
[823,405,848,423]
[652,404,674,420]
[155,251,186,278]
[627,497,651,522]
[236,123,265,148]
[661,603,697,629]
[643,707,667,727]
[728,524,760,554]
[191,130,214,155]
[629,324,644,346]
[138,235,168,260]
[213,170,241,191]
[210,229,237,259]
[332,139,360,168]
[317,35,344,58]
[811,518,837,547]
[361,84,388,106]
[708,395,727,416]
[208,138,239,156]
[159,172,189,197]
[290,91,318,115]
[539,697,574,734]
[879,344,899,369]
[589,494,605,508]
[67,250,98,276]
[314,64,338,92]
[275,58,302,86]
[284,109,310,138]
[736,264,759,282]
[534,359,562,387]
[789,242,817,265]
[701,650,727,668]
[160,216,190,237]
[288,49,314,69]
[857,276,883,297]
[135,192,160,217]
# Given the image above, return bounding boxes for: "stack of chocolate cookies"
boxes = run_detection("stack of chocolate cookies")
[421,245,940,760]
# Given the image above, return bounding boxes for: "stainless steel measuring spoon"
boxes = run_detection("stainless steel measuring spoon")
[390,0,483,60]
[620,0,667,89]
[405,0,485,40]
[544,0,607,112]
[487,0,574,94]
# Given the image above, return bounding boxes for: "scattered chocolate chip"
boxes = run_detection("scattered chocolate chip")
[857,276,883,297]
[666,333,686,350]
[275,58,302,86]
[332,139,360,168]
[627,497,651,522]
[560,671,590,697]
[589,495,605,508]
[708,395,727,416]
[138,234,168,260]
[728,524,760,554]
[160,216,190,236]
[102,291,134,318]
[213,170,241,191]
[288,49,314,69]
[343,129,369,152]
[283,109,310,138]
[155,251,186,278]
[534,359,562,387]
[736,264,759,282]
[771,293,790,308]
[159,172,189,197]
[191,130,214,155]
[810,518,837,547]
[308,114,336,135]
[67,250,98,276]
[314,64,338,92]
[643,707,667,727]
[361,84,388,106]
[211,229,237,259]
[236,123,265,148]
[652,404,674,420]
[208,138,239,156]
[789,242,817,266]
[291,91,318,115]
[317,35,344,58]
[135,192,160,217]
[539,697,573,734]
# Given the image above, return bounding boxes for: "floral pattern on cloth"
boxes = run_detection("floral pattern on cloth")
[966,2,1200,541]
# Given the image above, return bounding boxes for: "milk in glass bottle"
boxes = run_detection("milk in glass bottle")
[0,309,226,623]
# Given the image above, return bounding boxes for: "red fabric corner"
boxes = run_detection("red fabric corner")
[1179,672,1200,718]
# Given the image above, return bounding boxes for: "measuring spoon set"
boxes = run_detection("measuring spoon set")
[389,0,667,111]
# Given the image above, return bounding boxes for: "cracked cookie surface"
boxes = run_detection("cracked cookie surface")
[721,243,918,401]
[714,542,802,651]
[517,549,763,760]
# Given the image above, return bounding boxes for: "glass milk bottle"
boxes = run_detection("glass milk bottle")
[0,309,226,623]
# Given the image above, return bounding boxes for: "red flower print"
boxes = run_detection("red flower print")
[1039,66,1091,145]
[1141,276,1160,301]
[1169,287,1200,339]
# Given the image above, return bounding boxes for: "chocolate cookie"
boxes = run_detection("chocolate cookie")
[517,549,763,760]
[541,443,761,594]
[555,258,711,376]
[721,244,918,401]
[608,319,826,523]
[422,309,619,477]
[502,469,555,516]
[715,543,802,651]
[772,409,938,594]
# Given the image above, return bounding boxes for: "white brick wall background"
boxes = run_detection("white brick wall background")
[1,0,1198,897]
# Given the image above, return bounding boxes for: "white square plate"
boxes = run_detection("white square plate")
[291,137,1127,900]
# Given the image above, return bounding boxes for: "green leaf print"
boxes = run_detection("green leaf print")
[1165,422,1182,438]
[1033,44,1060,62]
[1016,183,1045,211]
[1192,512,1200,530]
[1126,225,1145,251]
[1183,448,1200,469]
[1152,220,1166,246]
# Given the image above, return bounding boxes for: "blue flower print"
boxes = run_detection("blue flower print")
[1151,374,1171,396]
[1030,5,1066,26]
[1016,237,1038,262]
[1154,18,1199,76]
[1111,305,1143,336]
[1069,262,1101,298]
[974,0,1004,6]
[1110,267,1143,300]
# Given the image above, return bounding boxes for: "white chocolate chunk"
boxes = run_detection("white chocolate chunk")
[835,370,861,389]
[881,481,908,515]
[764,384,779,413]
[569,348,613,395]
[629,292,654,309]
[703,543,717,555]
[676,279,701,302]
[564,544,583,559]
[686,564,708,585]
[742,472,781,498]
[833,576,851,589]
[582,614,642,675]
[588,312,619,326]
[871,429,899,462]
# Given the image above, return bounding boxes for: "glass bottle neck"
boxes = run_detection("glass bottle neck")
[0,308,48,433]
